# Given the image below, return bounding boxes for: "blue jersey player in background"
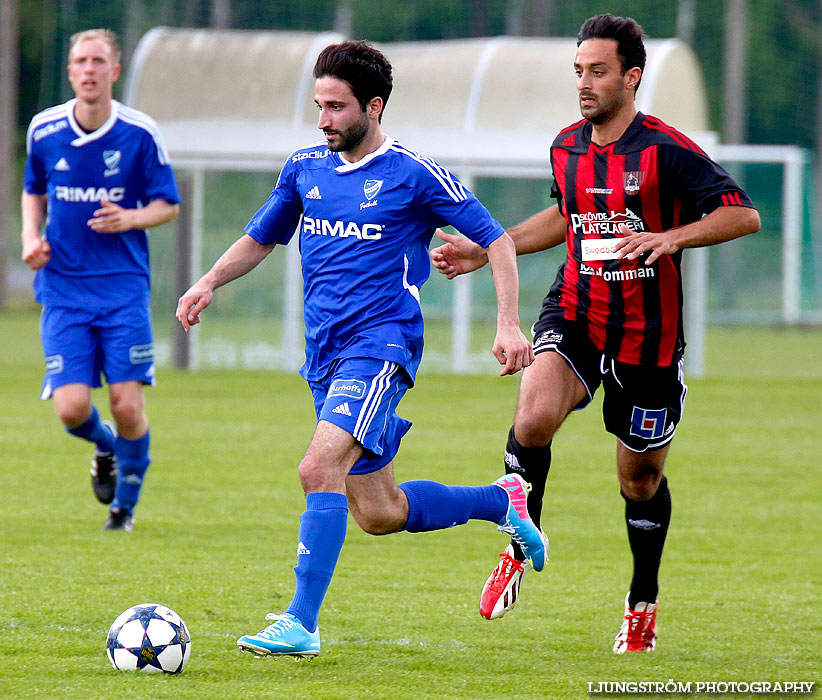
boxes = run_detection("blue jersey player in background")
[176,41,548,660]
[21,29,180,531]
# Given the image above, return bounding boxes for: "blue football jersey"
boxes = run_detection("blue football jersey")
[245,137,504,383]
[24,99,180,309]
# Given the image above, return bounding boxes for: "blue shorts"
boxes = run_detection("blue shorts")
[309,357,412,475]
[39,303,155,400]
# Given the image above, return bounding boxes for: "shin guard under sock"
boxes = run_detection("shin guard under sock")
[398,480,507,532]
[66,405,115,453]
[286,492,348,633]
[624,477,671,607]
[111,431,151,514]
[504,426,551,558]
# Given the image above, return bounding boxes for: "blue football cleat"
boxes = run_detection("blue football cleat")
[237,613,320,660]
[493,473,549,572]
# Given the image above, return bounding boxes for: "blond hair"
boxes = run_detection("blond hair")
[68,29,121,64]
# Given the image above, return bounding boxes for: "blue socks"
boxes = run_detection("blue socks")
[111,431,151,515]
[398,480,508,532]
[283,483,509,631]
[66,405,115,453]
[286,492,348,633]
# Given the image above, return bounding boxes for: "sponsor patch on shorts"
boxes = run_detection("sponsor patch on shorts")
[328,378,366,400]
[129,344,154,364]
[629,406,668,440]
[45,354,64,374]
[534,329,563,352]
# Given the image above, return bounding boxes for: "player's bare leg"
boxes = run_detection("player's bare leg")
[53,382,93,428]
[346,462,409,535]
[108,380,148,440]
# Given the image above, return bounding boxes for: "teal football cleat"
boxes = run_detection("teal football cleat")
[237,613,321,660]
[493,473,549,572]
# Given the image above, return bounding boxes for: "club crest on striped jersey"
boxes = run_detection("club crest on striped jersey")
[364,179,383,200]
[623,171,644,195]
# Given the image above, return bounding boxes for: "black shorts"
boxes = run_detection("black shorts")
[532,302,688,452]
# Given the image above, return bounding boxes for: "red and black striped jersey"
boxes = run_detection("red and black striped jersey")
[546,112,754,366]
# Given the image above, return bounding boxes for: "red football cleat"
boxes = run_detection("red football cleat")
[613,593,658,653]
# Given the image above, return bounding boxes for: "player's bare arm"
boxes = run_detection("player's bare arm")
[87,198,180,233]
[485,233,535,376]
[176,234,276,332]
[431,205,566,279]
[615,205,762,265]
[506,204,567,255]
[20,191,50,270]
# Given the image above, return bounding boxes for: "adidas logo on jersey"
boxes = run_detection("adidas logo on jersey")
[306,186,322,200]
[297,541,311,555]
[55,158,70,171]
[332,402,352,417]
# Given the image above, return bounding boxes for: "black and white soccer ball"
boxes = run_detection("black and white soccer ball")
[106,603,191,673]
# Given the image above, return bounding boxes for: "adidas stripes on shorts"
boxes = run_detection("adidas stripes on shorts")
[308,357,412,475]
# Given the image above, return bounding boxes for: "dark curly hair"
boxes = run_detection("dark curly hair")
[577,14,646,92]
[313,41,393,121]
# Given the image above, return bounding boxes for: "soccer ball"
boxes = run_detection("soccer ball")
[106,603,191,674]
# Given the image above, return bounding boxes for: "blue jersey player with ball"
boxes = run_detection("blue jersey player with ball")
[176,40,547,659]
[22,29,180,531]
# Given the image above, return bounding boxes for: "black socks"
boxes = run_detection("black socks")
[624,476,671,607]
[504,426,552,559]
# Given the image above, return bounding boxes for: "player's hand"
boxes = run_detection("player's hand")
[492,324,534,376]
[430,229,489,279]
[87,200,136,233]
[613,224,679,265]
[176,282,214,333]
[21,235,51,270]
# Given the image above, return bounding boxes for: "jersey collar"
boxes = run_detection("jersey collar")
[557,112,648,155]
[67,98,120,146]
[611,112,648,154]
[334,136,395,173]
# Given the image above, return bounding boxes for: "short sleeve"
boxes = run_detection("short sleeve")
[140,130,180,205]
[23,122,47,195]
[414,160,503,248]
[244,162,304,245]
[661,145,754,216]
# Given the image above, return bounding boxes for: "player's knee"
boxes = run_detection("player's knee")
[620,470,663,501]
[297,453,349,494]
[55,400,91,428]
[513,410,557,447]
[109,395,144,434]
[297,454,324,492]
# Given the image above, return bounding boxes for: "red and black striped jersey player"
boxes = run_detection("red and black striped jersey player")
[431,13,760,653]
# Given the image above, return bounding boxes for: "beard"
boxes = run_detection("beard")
[325,112,369,153]
[579,90,625,125]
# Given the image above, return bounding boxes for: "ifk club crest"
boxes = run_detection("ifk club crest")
[364,179,383,201]
[103,150,121,177]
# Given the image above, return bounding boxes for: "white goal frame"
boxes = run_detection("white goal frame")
[170,143,806,378]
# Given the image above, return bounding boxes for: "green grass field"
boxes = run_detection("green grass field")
[1,307,820,699]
